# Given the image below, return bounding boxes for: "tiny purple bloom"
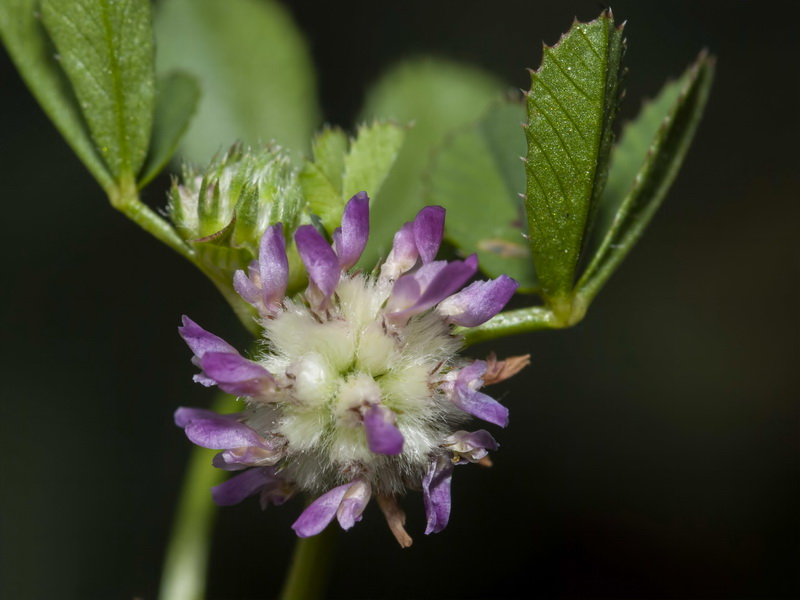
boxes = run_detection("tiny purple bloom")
[295,224,341,309]
[449,360,509,427]
[292,481,355,537]
[413,205,445,264]
[333,192,370,270]
[211,466,289,507]
[445,429,499,464]
[199,351,275,397]
[176,189,527,546]
[423,455,453,535]
[438,274,519,327]
[233,223,289,316]
[362,404,404,455]
[381,222,418,281]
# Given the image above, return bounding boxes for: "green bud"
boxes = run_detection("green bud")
[168,143,306,288]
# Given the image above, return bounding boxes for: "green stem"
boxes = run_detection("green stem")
[460,306,560,346]
[158,393,240,600]
[108,177,260,336]
[279,527,337,600]
[109,176,194,261]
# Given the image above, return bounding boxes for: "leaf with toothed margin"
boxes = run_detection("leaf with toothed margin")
[300,121,406,236]
[523,10,624,302]
[40,0,156,182]
[428,98,539,293]
[576,51,715,301]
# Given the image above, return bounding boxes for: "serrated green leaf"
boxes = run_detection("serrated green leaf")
[300,121,406,235]
[300,162,343,230]
[428,99,538,292]
[342,122,407,205]
[155,0,319,163]
[358,58,504,266]
[577,52,715,300]
[311,127,348,192]
[0,0,113,190]
[41,0,155,182]
[523,11,624,302]
[139,71,200,187]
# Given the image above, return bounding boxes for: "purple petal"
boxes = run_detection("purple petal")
[178,316,238,358]
[184,417,269,450]
[459,429,499,451]
[295,225,340,307]
[452,382,509,427]
[336,480,371,530]
[363,404,404,455]
[174,407,239,428]
[233,224,289,314]
[233,267,261,307]
[446,429,499,463]
[423,455,453,534]
[457,358,487,385]
[211,467,277,506]
[200,352,275,397]
[413,206,445,264]
[388,255,478,323]
[292,482,354,538]
[384,275,421,314]
[257,223,289,305]
[381,222,419,281]
[438,275,519,327]
[333,192,370,270]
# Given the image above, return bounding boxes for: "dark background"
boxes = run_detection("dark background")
[1,0,797,598]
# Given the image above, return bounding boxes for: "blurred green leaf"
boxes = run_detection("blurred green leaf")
[577,52,715,300]
[139,71,200,187]
[428,99,538,292]
[41,0,156,182]
[523,11,623,302]
[359,58,504,266]
[301,122,406,235]
[155,0,319,164]
[0,0,113,190]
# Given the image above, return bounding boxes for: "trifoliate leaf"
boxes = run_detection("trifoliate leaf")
[300,121,406,235]
[41,0,156,181]
[523,11,624,301]
[359,58,504,266]
[428,99,538,293]
[0,0,114,190]
[576,51,715,300]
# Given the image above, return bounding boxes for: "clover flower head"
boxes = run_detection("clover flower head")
[176,192,528,546]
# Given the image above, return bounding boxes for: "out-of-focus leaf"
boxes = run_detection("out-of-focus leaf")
[41,0,156,181]
[428,99,538,292]
[139,71,200,187]
[523,11,624,301]
[0,0,113,190]
[577,52,715,300]
[358,58,504,266]
[301,122,406,235]
[155,0,319,164]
